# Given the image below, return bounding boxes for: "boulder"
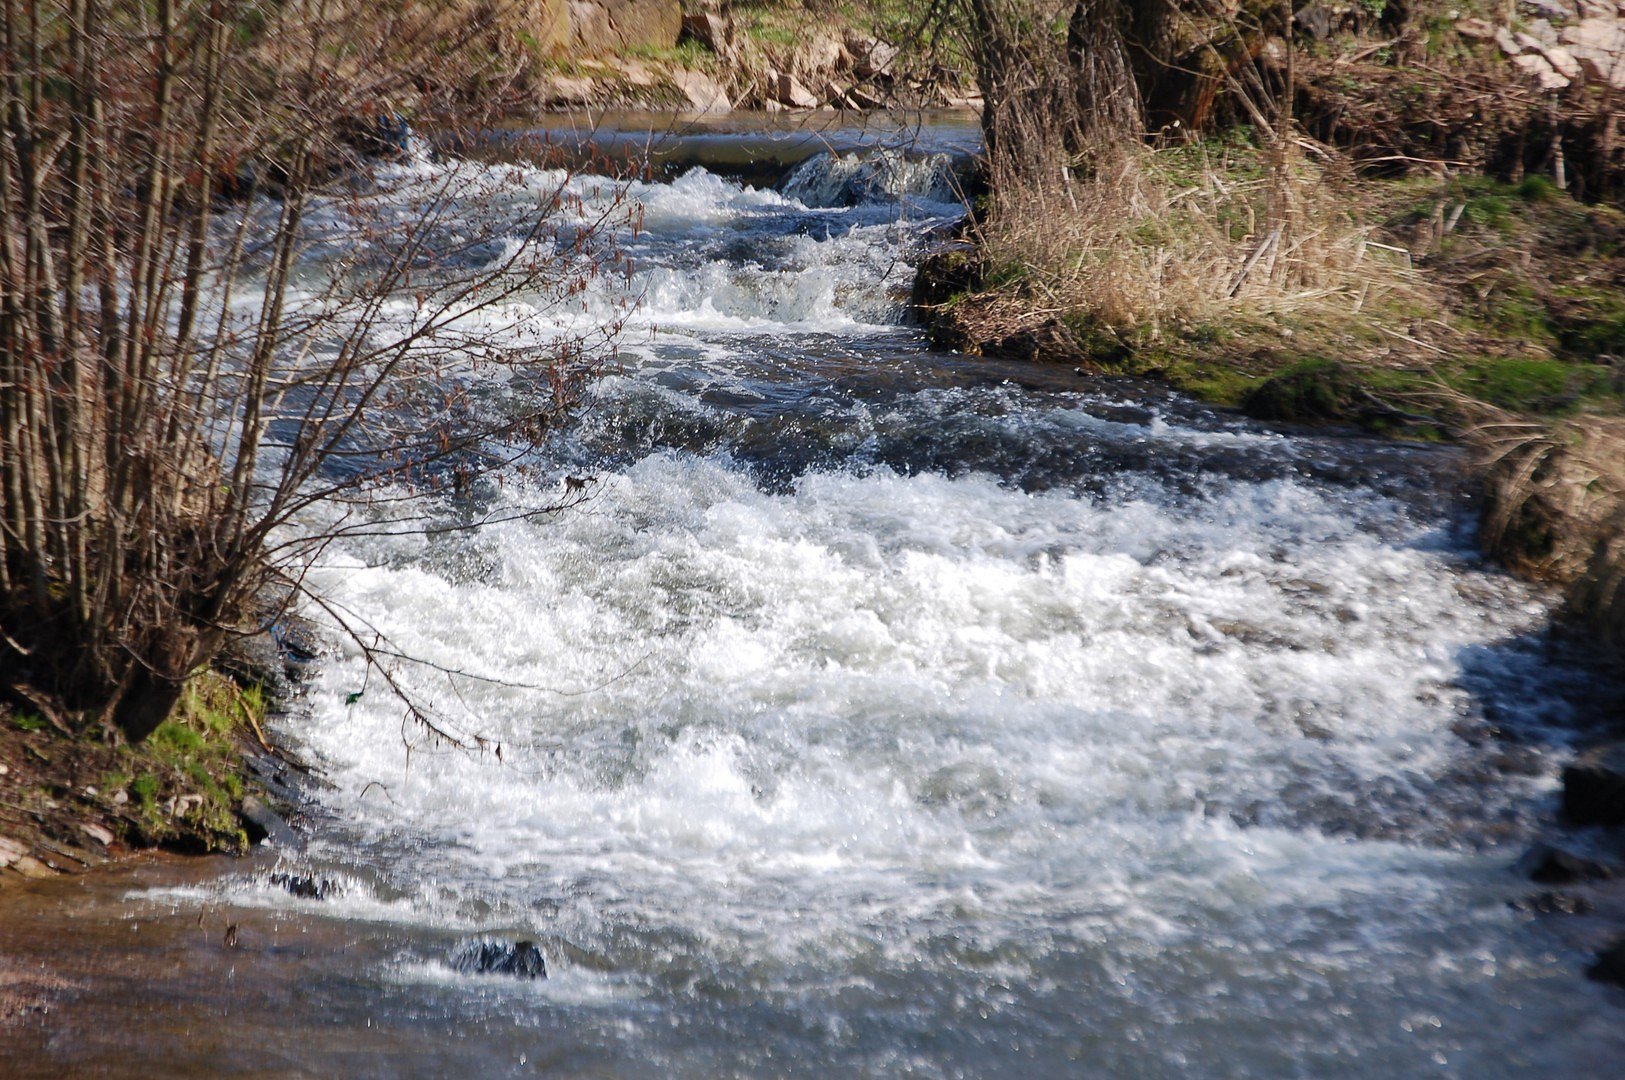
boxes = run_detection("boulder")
[451,938,548,980]
[680,11,731,54]
[538,74,600,107]
[1525,19,1560,45]
[569,0,610,51]
[793,34,849,82]
[1562,744,1625,825]
[847,36,899,80]
[1537,42,1584,79]
[1561,18,1625,87]
[241,796,299,848]
[1455,18,1497,39]
[1514,52,1572,89]
[1589,937,1625,986]
[1496,26,1525,56]
[670,68,732,113]
[1517,843,1612,884]
[767,70,818,109]
[847,85,884,110]
[569,0,680,56]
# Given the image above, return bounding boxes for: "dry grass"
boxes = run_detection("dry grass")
[956,136,1424,355]
[1472,412,1625,657]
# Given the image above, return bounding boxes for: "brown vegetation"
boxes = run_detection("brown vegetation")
[0,0,624,742]
[1475,414,1625,653]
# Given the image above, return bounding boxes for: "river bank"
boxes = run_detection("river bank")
[4,118,1625,1074]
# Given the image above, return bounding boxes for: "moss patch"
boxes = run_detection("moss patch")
[0,669,267,871]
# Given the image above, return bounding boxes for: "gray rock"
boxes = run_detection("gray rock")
[451,938,548,980]
[1589,937,1625,986]
[1512,890,1595,914]
[1562,744,1625,825]
[1517,842,1612,884]
[680,11,731,54]
[268,870,340,899]
[240,795,299,848]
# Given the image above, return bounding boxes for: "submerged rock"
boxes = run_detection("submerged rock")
[1511,891,1595,915]
[1518,842,1613,884]
[268,871,341,900]
[451,938,548,980]
[1589,937,1625,986]
[1562,744,1625,826]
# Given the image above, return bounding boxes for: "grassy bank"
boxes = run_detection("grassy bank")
[0,670,277,881]
[915,132,1625,658]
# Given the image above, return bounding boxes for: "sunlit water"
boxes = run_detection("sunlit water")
[4,119,1622,1077]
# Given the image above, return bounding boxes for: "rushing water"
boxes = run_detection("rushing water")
[4,117,1624,1077]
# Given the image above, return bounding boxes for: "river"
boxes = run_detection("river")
[1,113,1622,1077]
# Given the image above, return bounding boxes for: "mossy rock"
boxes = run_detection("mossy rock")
[1240,361,1358,423]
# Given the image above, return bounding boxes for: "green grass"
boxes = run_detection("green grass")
[623,39,712,67]
[107,670,265,851]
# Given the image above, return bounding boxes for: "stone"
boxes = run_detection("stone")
[11,855,53,879]
[451,938,548,980]
[1562,744,1625,825]
[1589,937,1625,986]
[268,871,340,900]
[0,837,28,869]
[1538,42,1584,78]
[1512,891,1595,914]
[669,68,731,113]
[1517,843,1611,883]
[1455,17,1496,39]
[1514,51,1572,88]
[1526,18,1559,45]
[680,11,731,53]
[569,0,680,56]
[848,36,899,80]
[241,796,299,848]
[1561,18,1625,52]
[847,85,884,110]
[163,793,203,818]
[1496,26,1525,55]
[78,823,114,847]
[538,74,599,107]
[768,70,818,109]
[1561,19,1625,87]
[794,34,848,82]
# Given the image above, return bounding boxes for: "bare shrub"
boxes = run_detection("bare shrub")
[0,0,627,740]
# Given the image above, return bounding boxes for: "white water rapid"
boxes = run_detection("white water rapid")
[113,123,1625,1077]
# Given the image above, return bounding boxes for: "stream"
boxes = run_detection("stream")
[2,113,1623,1078]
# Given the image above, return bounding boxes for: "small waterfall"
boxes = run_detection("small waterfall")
[780,148,963,208]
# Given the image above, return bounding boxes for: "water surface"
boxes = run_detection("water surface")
[2,121,1621,1078]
